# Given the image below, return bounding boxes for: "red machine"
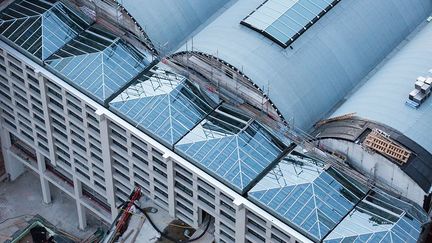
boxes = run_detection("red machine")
[107,187,142,243]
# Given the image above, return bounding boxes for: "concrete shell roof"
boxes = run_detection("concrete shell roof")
[174,0,432,131]
[119,0,232,53]
[332,21,432,156]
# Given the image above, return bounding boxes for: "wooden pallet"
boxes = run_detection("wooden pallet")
[363,129,411,164]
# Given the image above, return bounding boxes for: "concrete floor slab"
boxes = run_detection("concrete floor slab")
[0,171,107,240]
[124,197,174,243]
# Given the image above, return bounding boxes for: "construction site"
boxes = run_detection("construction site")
[0,0,432,242]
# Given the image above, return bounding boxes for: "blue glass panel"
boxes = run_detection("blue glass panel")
[249,150,367,241]
[303,212,318,231]
[357,235,372,242]
[313,0,332,9]
[292,2,318,20]
[176,105,286,192]
[380,233,392,243]
[268,186,292,209]
[300,0,324,14]
[0,0,91,60]
[341,236,359,243]
[325,239,341,243]
[260,188,281,203]
[324,189,428,243]
[242,0,340,46]
[110,69,218,146]
[46,25,150,103]
[368,232,386,242]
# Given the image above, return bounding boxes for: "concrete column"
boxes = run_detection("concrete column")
[148,150,156,199]
[74,177,87,230]
[265,221,272,243]
[76,202,87,231]
[164,154,175,218]
[37,70,56,165]
[1,127,25,180]
[192,174,199,228]
[0,56,25,180]
[97,111,117,221]
[40,177,51,204]
[0,126,10,171]
[37,153,51,204]
[234,202,247,243]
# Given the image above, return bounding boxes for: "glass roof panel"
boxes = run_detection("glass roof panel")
[324,189,428,243]
[110,64,220,146]
[175,105,287,193]
[242,0,341,47]
[46,25,152,103]
[249,149,367,241]
[0,0,92,60]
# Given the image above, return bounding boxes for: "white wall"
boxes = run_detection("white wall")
[319,138,426,205]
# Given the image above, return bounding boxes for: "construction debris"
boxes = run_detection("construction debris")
[2,215,79,243]
[315,113,356,128]
[102,186,213,243]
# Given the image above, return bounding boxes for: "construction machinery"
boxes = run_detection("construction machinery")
[105,187,142,243]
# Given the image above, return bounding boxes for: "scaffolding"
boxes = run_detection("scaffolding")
[167,48,405,196]
[66,0,158,56]
[168,51,283,124]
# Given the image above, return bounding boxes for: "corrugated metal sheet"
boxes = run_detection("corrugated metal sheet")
[173,0,432,131]
[120,0,232,53]
[333,22,432,155]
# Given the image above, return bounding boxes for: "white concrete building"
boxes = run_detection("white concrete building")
[0,0,430,243]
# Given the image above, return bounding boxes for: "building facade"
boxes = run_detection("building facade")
[0,42,310,242]
[0,0,430,243]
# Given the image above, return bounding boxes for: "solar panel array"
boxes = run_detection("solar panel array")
[175,105,286,193]
[324,189,428,243]
[45,25,151,103]
[110,65,219,146]
[0,0,91,60]
[241,0,341,47]
[249,151,367,241]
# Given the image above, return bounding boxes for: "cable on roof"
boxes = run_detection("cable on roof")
[122,201,211,243]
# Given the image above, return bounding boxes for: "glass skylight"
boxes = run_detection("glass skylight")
[249,149,367,241]
[0,0,91,60]
[45,25,151,103]
[110,65,219,146]
[175,105,287,193]
[241,0,341,47]
[324,189,429,243]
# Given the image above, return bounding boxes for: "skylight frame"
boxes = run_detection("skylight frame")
[0,0,92,60]
[45,24,152,103]
[248,150,367,241]
[241,0,341,48]
[110,66,220,147]
[324,189,428,243]
[175,105,287,194]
